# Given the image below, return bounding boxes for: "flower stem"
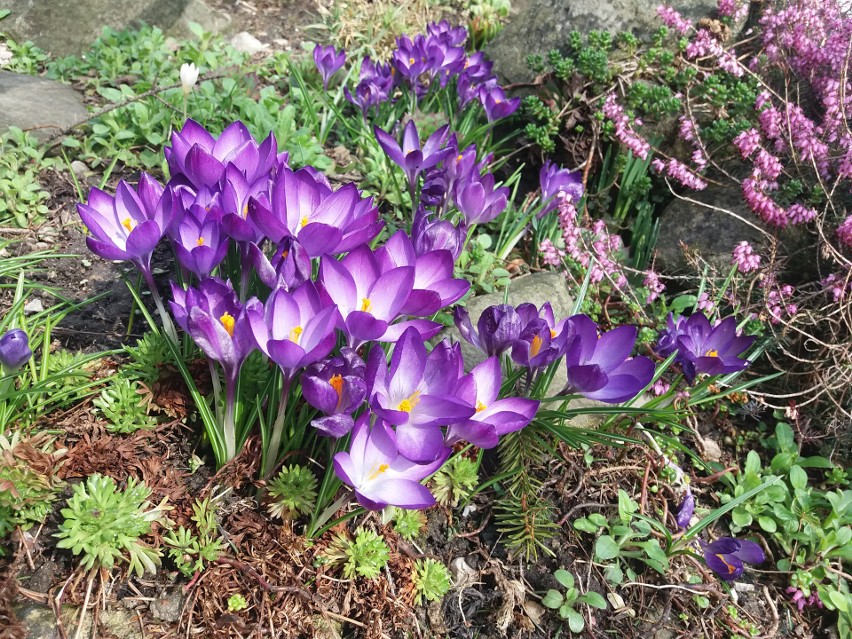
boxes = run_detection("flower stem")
[263,378,291,477]
[223,374,237,462]
[143,271,178,343]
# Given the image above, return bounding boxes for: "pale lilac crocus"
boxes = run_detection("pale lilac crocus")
[367,328,473,462]
[375,230,469,317]
[249,167,382,257]
[318,245,441,347]
[445,357,539,449]
[313,44,346,89]
[374,120,452,200]
[246,281,342,475]
[170,278,255,460]
[333,413,449,510]
[561,315,655,403]
[411,206,466,261]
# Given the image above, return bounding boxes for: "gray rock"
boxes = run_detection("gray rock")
[23,298,44,314]
[16,603,142,639]
[486,0,725,84]
[230,32,266,55]
[2,0,230,57]
[70,160,89,177]
[149,590,184,623]
[0,71,88,140]
[654,182,816,278]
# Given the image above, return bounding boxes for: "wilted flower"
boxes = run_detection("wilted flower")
[333,414,449,510]
[180,62,199,94]
[454,304,522,357]
[656,313,688,357]
[701,537,765,581]
[672,313,755,383]
[675,488,695,529]
[77,175,171,282]
[302,348,367,437]
[561,315,655,403]
[374,121,452,191]
[445,357,539,449]
[313,44,346,89]
[367,328,473,462]
[539,160,584,217]
[0,329,32,372]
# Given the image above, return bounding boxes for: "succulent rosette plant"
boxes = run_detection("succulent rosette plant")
[333,414,449,510]
[367,328,473,463]
[561,315,655,403]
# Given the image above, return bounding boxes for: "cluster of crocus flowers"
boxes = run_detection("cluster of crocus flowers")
[656,312,755,383]
[76,118,541,512]
[455,302,655,404]
[336,20,519,121]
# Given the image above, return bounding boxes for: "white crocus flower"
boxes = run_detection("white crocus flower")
[180,62,199,94]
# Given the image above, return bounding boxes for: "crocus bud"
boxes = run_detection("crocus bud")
[0,328,32,372]
[180,62,199,94]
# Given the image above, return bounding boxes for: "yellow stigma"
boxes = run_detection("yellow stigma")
[705,349,719,357]
[464,59,470,68]
[495,98,502,104]
[360,298,372,313]
[242,203,248,217]
[716,554,737,574]
[280,250,289,260]
[289,325,303,344]
[409,57,415,64]
[220,312,235,337]
[550,329,557,338]
[300,216,309,228]
[530,334,543,357]
[368,463,390,480]
[397,390,421,413]
[475,400,486,413]
[196,237,205,246]
[456,154,463,162]
[121,217,134,232]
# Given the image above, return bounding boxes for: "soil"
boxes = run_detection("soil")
[207,0,320,50]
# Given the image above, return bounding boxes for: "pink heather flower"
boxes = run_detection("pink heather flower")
[686,29,723,60]
[753,149,783,180]
[837,215,852,248]
[657,5,692,34]
[665,158,707,190]
[823,272,851,302]
[539,239,564,266]
[767,284,796,324]
[644,270,666,303]
[733,128,761,159]
[692,149,708,170]
[651,379,671,396]
[697,292,715,312]
[717,0,736,17]
[742,178,788,227]
[731,241,761,273]
[679,116,697,142]
[786,203,816,224]
[758,106,783,140]
[651,158,666,173]
[603,93,650,160]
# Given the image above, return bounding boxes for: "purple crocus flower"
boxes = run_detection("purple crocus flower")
[374,121,452,191]
[454,304,522,357]
[318,244,441,347]
[367,328,474,462]
[412,207,466,261]
[511,318,566,370]
[313,44,346,89]
[77,175,172,283]
[426,20,468,47]
[391,35,430,86]
[539,160,584,217]
[249,236,312,291]
[675,488,695,529]
[656,313,688,358]
[302,348,367,438]
[166,119,282,190]
[219,164,268,245]
[561,315,655,403]
[171,200,229,278]
[461,51,494,83]
[375,230,470,317]
[673,314,756,383]
[700,538,765,581]
[344,56,393,118]
[246,281,341,382]
[0,329,32,372]
[249,167,382,258]
[455,171,508,225]
[333,413,449,510]
[479,85,520,122]
[445,357,539,449]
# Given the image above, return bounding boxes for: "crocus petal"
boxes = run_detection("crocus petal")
[368,478,436,510]
[395,423,449,463]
